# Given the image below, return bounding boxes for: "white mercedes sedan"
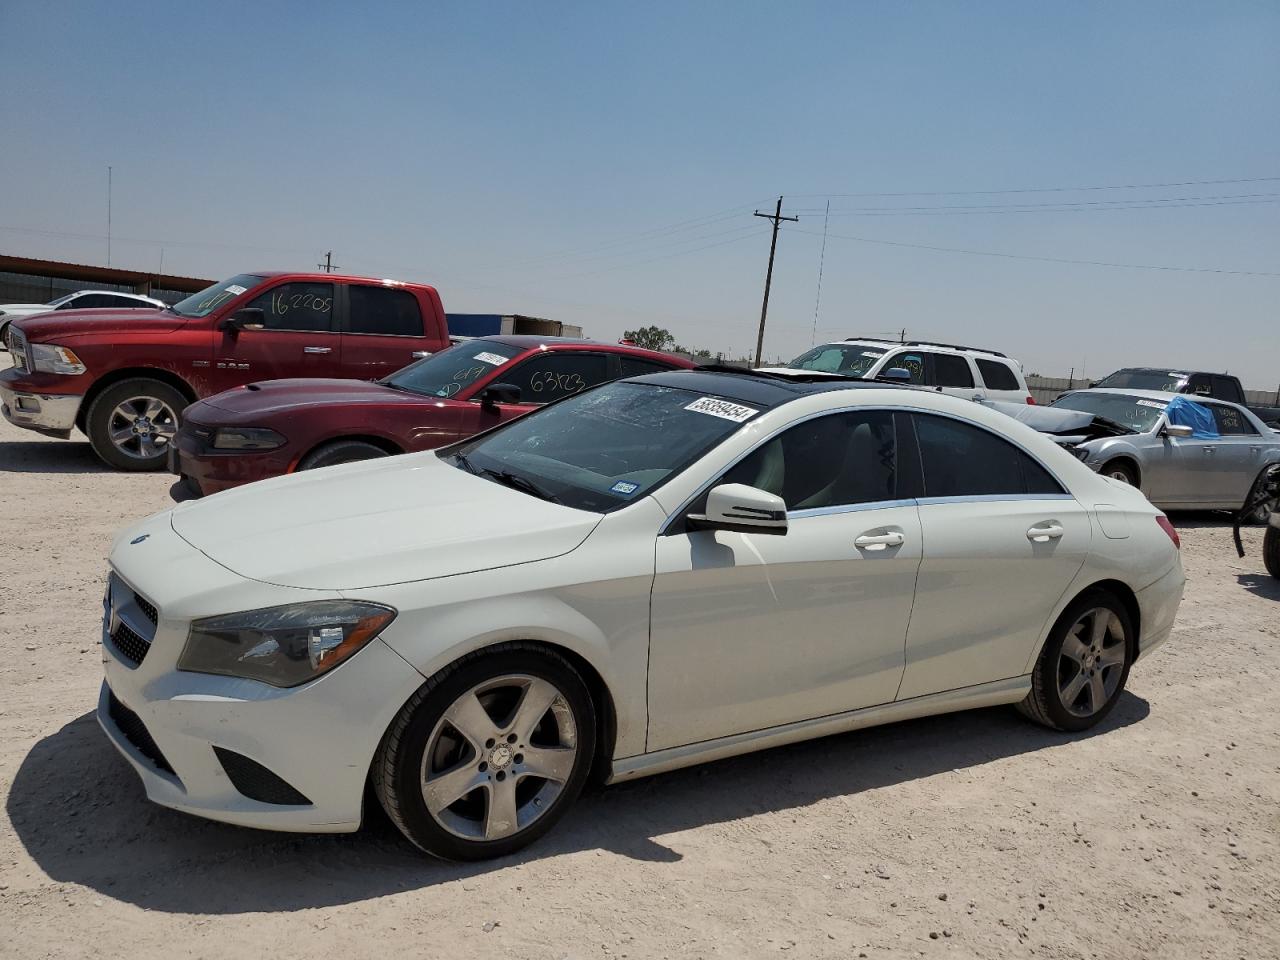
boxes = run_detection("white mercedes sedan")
[98,368,1185,860]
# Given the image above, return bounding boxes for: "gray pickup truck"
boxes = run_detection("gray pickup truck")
[1090,368,1280,428]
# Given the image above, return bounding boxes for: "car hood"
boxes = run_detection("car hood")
[0,303,57,317]
[169,451,602,590]
[197,378,430,418]
[14,308,180,341]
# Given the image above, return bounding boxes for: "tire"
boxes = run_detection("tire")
[85,378,187,471]
[372,643,597,861]
[296,439,392,471]
[1018,590,1134,732]
[0,320,10,350]
[1242,470,1277,526]
[1265,525,1280,580]
[1102,460,1138,487]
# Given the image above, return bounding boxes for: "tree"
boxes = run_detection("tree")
[623,325,675,352]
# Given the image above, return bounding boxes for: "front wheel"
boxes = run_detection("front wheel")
[1265,525,1280,580]
[296,439,392,471]
[1018,591,1134,732]
[85,378,186,471]
[1102,460,1138,487]
[373,644,597,861]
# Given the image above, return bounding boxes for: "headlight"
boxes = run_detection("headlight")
[212,426,286,450]
[30,343,86,375]
[177,600,396,687]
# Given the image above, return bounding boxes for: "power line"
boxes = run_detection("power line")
[788,194,1280,217]
[788,175,1280,199]
[810,200,829,348]
[788,226,1280,277]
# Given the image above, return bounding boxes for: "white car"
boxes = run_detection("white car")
[777,337,1035,404]
[0,290,164,347]
[98,369,1184,860]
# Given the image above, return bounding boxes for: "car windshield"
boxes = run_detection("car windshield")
[445,380,763,512]
[1094,369,1188,391]
[169,274,266,318]
[788,343,885,377]
[383,340,525,397]
[1050,392,1166,433]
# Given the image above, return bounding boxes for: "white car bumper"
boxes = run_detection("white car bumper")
[1134,560,1185,660]
[96,520,428,833]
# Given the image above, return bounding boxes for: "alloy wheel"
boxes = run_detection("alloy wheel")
[421,674,578,841]
[107,396,177,460]
[1057,607,1127,718]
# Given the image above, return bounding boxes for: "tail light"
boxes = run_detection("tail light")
[1156,515,1180,549]
[1026,395,1037,405]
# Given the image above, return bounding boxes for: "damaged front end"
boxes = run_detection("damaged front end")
[980,400,1130,461]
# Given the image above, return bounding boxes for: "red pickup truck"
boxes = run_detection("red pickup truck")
[1,271,450,469]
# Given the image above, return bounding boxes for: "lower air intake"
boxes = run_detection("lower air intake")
[213,747,312,806]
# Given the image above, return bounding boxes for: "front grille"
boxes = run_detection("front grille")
[110,620,151,666]
[107,690,174,774]
[133,592,158,625]
[8,327,29,373]
[213,747,311,805]
[103,573,157,668]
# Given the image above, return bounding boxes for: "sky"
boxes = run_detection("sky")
[1,1,1277,385]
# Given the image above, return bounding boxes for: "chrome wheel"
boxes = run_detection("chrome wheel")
[421,674,578,841]
[1057,607,1127,718]
[107,396,177,460]
[1107,467,1133,485]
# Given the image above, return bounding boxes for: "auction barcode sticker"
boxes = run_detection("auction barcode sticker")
[226,284,247,296]
[684,397,759,422]
[1136,399,1167,409]
[474,352,509,366]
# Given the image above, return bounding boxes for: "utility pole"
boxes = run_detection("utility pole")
[107,166,113,267]
[318,251,339,273]
[752,197,797,367]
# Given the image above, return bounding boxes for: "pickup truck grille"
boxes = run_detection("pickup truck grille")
[103,572,158,668]
[7,327,29,373]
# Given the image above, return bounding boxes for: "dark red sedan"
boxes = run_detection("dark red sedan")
[171,336,694,496]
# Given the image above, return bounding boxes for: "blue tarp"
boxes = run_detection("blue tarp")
[1165,395,1219,439]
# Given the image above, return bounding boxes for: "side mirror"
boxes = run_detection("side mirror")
[480,382,521,412]
[221,307,265,334]
[1162,423,1194,439]
[687,483,788,536]
[879,367,913,383]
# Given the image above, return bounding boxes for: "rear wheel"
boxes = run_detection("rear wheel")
[373,644,596,861]
[1018,591,1133,732]
[1102,460,1138,487]
[1265,525,1280,580]
[85,378,186,471]
[297,439,392,471]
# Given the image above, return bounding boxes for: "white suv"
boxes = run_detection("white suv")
[781,338,1035,404]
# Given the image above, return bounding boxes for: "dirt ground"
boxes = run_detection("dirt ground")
[1,416,1277,960]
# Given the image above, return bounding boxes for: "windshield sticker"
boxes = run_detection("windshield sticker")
[684,397,759,422]
[1136,399,1167,409]
[610,481,640,496]
[862,351,883,358]
[225,284,247,296]
[473,351,509,366]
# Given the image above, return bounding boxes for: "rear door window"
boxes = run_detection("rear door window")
[932,353,975,388]
[498,352,612,403]
[1211,375,1244,403]
[913,413,1064,498]
[347,285,424,336]
[976,358,1021,391]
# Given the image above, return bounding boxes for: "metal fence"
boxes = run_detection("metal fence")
[1027,374,1280,407]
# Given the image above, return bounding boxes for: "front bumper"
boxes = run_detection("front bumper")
[96,517,427,833]
[0,382,82,437]
[170,419,295,496]
[1134,560,1185,660]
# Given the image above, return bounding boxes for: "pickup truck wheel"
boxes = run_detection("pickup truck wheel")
[1264,525,1280,579]
[86,378,186,471]
[373,644,596,861]
[1102,460,1138,487]
[297,439,392,471]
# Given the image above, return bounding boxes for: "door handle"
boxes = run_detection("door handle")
[412,350,432,359]
[303,346,332,354]
[1026,522,1065,543]
[854,531,905,550]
